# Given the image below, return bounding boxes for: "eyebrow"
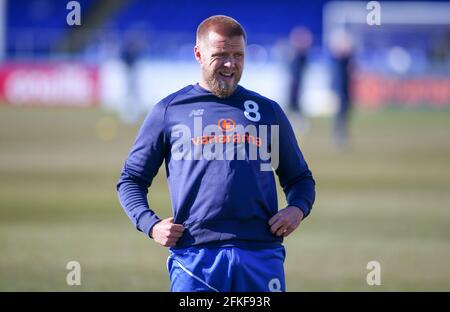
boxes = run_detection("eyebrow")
[211,51,244,56]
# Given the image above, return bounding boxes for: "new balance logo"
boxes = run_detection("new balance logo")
[189,109,204,117]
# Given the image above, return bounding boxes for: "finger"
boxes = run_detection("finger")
[158,239,171,247]
[170,235,183,243]
[270,219,285,234]
[169,236,182,247]
[163,241,176,248]
[163,238,177,247]
[170,231,183,239]
[276,225,289,237]
[283,227,295,237]
[270,220,283,234]
[170,224,185,232]
[268,214,281,226]
[168,231,184,239]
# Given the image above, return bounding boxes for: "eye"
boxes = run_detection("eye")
[212,53,226,58]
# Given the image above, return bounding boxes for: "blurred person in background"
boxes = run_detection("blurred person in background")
[117,15,315,292]
[119,27,148,124]
[430,27,450,71]
[329,30,354,150]
[287,26,313,132]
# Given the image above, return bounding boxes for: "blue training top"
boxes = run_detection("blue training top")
[117,84,315,249]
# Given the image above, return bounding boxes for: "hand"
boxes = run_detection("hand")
[268,206,304,237]
[150,217,185,247]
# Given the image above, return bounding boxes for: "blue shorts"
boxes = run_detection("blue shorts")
[167,246,286,292]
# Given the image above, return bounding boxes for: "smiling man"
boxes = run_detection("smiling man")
[117,15,315,292]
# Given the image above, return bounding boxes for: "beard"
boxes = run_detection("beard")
[203,67,242,98]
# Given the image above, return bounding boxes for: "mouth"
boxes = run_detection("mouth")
[217,71,235,80]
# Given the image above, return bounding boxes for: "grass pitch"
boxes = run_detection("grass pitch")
[1,106,449,291]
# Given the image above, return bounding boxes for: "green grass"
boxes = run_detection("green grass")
[1,106,449,291]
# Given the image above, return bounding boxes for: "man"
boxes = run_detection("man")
[287,26,312,116]
[117,15,315,292]
[329,30,354,149]
[286,25,313,134]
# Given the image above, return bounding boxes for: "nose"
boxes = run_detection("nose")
[223,56,236,69]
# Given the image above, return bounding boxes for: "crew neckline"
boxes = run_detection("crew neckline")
[192,83,242,98]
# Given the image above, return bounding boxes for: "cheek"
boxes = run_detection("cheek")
[208,61,222,73]
[208,58,220,66]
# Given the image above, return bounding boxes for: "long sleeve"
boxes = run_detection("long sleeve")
[272,102,316,218]
[116,101,167,236]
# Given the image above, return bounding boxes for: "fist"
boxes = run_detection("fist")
[268,206,304,237]
[150,217,185,247]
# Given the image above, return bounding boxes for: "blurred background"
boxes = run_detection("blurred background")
[0,0,449,291]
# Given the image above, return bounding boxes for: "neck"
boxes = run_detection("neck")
[198,79,211,91]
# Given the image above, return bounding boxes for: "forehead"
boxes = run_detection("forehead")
[205,32,245,51]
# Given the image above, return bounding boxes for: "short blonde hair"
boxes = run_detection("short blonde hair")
[196,15,247,45]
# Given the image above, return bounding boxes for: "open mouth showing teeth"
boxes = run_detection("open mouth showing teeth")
[219,72,234,78]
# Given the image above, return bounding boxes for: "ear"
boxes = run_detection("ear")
[194,45,202,64]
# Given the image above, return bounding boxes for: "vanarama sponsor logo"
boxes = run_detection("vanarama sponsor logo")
[218,118,236,132]
[192,119,261,147]
[170,116,279,171]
